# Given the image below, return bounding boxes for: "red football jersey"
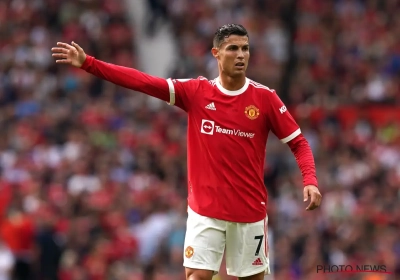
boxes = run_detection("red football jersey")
[167,77,300,223]
[81,56,308,223]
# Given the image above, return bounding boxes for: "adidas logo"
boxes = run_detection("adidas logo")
[205,102,216,110]
[252,258,263,266]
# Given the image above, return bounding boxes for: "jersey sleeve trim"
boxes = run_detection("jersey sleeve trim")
[166,78,175,106]
[280,128,301,143]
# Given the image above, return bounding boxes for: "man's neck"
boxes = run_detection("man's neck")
[219,74,246,91]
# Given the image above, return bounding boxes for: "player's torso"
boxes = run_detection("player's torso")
[185,78,270,222]
[191,78,268,149]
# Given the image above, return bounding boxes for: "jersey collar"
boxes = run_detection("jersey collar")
[216,77,249,96]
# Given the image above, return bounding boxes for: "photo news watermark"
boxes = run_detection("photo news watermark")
[316,265,393,274]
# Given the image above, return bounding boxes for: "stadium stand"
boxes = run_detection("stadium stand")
[0,0,399,280]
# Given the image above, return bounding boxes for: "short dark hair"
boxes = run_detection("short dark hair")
[213,24,249,48]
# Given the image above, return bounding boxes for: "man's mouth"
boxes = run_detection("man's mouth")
[235,62,245,66]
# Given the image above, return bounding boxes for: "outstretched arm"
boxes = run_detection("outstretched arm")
[51,42,171,102]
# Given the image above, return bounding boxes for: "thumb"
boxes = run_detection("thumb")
[71,41,83,52]
[303,188,309,202]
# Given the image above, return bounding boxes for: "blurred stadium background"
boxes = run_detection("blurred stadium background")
[0,0,399,280]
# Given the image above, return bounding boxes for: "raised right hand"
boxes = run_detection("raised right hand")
[51,41,87,68]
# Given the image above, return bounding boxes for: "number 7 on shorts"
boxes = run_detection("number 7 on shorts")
[254,235,264,256]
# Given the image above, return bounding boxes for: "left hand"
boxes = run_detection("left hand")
[303,185,322,211]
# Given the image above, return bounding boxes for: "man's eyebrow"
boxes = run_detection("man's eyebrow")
[225,44,250,48]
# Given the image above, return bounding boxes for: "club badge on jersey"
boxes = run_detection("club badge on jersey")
[185,246,194,258]
[244,105,260,120]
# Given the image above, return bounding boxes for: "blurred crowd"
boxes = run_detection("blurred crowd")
[164,0,400,105]
[164,0,293,93]
[0,0,399,280]
[290,0,400,106]
[0,0,187,280]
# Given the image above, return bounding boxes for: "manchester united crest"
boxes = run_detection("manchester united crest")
[245,105,260,120]
[185,246,194,258]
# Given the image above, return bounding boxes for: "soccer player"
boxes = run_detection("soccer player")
[52,24,322,280]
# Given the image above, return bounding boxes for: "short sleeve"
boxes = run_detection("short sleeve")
[266,90,301,143]
[166,78,200,112]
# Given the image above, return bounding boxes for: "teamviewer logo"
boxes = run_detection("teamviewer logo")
[201,119,215,135]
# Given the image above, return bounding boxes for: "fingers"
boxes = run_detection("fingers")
[306,200,317,211]
[71,41,83,52]
[55,59,72,64]
[303,188,309,202]
[306,190,322,211]
[51,47,69,54]
[52,53,68,59]
[56,42,75,50]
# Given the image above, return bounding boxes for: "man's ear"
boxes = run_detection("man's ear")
[211,47,219,58]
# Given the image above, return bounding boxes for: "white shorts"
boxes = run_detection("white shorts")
[183,207,270,278]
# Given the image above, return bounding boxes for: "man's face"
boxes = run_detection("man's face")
[212,35,250,77]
